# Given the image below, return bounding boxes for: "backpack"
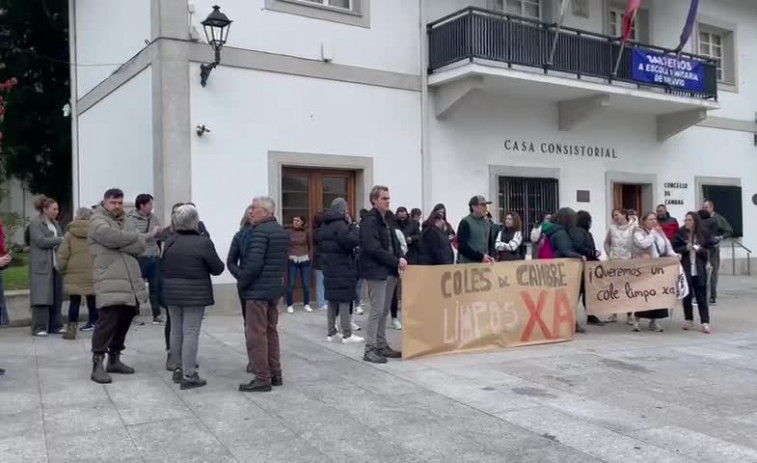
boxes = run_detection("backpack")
[538,237,556,259]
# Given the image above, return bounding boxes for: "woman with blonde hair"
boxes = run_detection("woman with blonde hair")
[58,207,99,338]
[29,195,64,336]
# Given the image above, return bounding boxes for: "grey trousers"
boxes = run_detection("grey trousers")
[364,277,397,352]
[168,306,205,375]
[708,246,720,300]
[327,301,352,338]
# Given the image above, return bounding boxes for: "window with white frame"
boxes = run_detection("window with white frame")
[491,0,542,20]
[699,29,726,82]
[299,0,353,11]
[608,7,638,41]
[265,0,369,27]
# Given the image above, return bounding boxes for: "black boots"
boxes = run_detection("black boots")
[172,367,183,384]
[238,379,272,392]
[377,347,402,359]
[91,354,112,384]
[271,372,283,387]
[106,352,135,374]
[363,350,388,364]
[180,372,207,390]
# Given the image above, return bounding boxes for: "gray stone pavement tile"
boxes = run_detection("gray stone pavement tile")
[226,438,331,463]
[128,417,236,463]
[46,426,140,463]
[105,376,194,426]
[43,403,124,435]
[0,409,45,439]
[1,390,43,415]
[0,434,47,463]
[627,425,757,463]
[500,406,694,463]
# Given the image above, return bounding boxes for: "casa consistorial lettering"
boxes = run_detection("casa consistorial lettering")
[504,139,618,159]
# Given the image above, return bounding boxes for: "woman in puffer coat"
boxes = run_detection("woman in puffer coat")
[161,204,224,390]
[318,198,364,344]
[57,207,98,339]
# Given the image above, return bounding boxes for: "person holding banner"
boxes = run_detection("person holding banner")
[673,212,712,334]
[359,186,405,364]
[631,212,680,332]
[604,208,635,324]
[570,211,604,326]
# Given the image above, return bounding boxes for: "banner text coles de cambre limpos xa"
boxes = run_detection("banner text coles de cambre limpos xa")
[632,49,706,93]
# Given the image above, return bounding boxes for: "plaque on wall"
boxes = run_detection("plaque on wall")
[577,190,590,203]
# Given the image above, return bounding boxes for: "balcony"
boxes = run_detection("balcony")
[427,7,720,141]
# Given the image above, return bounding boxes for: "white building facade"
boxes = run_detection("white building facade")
[70,0,757,291]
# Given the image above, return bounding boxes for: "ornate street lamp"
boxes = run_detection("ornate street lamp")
[199,5,232,87]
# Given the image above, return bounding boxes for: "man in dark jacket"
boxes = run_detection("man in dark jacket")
[702,200,732,306]
[238,197,290,393]
[396,207,421,264]
[319,198,363,343]
[360,185,406,363]
[656,205,680,242]
[457,196,496,264]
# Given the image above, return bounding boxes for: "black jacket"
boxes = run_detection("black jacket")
[359,208,401,280]
[673,228,710,287]
[318,210,360,302]
[398,218,422,264]
[239,217,290,301]
[226,224,251,281]
[417,226,454,265]
[701,216,720,245]
[544,224,582,258]
[569,226,599,261]
[161,230,225,307]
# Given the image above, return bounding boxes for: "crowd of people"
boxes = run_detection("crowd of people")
[0,183,733,384]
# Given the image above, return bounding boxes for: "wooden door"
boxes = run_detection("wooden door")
[281,167,357,304]
[613,184,642,213]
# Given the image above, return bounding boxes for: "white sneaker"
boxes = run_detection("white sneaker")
[286,306,294,314]
[626,315,635,326]
[342,335,365,344]
[34,331,48,337]
[319,304,328,311]
[326,334,342,342]
[391,318,402,330]
[355,305,364,315]
[351,321,361,332]
[303,304,313,312]
[56,327,67,334]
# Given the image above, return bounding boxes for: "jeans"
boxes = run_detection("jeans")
[68,295,98,325]
[364,277,397,352]
[328,301,352,338]
[315,269,326,308]
[0,272,8,325]
[245,300,281,385]
[138,256,161,318]
[708,247,720,300]
[286,260,311,307]
[31,270,64,334]
[168,306,205,375]
[91,305,136,354]
[355,278,364,306]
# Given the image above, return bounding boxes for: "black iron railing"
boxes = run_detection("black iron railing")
[428,7,718,101]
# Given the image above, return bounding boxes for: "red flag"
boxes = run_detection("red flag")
[622,0,642,43]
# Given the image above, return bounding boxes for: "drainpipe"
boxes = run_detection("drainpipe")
[68,0,80,210]
[419,0,431,215]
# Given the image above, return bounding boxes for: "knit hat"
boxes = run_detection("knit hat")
[331,198,348,214]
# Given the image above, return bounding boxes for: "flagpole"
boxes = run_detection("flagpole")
[547,0,570,66]
[612,40,626,77]
[613,8,638,77]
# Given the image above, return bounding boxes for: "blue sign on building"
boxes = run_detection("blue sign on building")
[632,49,706,93]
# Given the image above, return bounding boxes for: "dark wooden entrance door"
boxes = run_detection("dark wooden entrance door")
[280,167,357,305]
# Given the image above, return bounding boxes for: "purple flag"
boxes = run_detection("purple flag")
[676,0,700,52]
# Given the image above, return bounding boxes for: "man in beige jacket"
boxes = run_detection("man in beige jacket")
[88,188,157,384]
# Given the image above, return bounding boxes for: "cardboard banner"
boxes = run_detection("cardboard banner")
[584,257,679,316]
[401,259,583,360]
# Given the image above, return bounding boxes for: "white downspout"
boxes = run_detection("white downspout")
[419,0,431,216]
[68,0,80,209]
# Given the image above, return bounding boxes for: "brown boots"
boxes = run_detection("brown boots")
[62,323,77,340]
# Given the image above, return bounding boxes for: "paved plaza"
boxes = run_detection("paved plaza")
[3,276,757,463]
